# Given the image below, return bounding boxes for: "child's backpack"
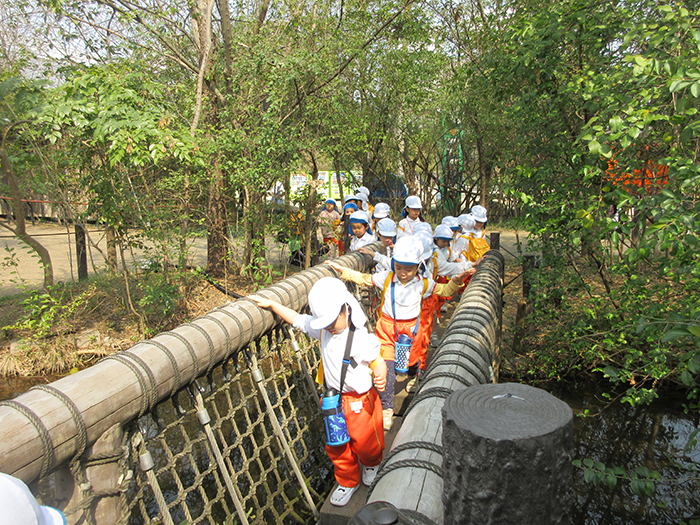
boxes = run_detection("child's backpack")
[466,232,490,262]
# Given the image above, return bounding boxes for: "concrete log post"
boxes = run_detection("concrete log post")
[489,231,500,251]
[442,383,573,525]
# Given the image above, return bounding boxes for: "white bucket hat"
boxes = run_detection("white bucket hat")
[349,210,370,225]
[413,222,433,236]
[441,216,460,230]
[0,473,66,525]
[471,205,488,223]
[434,224,454,240]
[392,236,423,266]
[459,214,476,230]
[405,195,422,209]
[376,218,397,237]
[357,186,370,197]
[415,231,435,260]
[373,202,391,219]
[308,277,367,329]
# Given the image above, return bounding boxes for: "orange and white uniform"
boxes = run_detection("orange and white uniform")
[293,310,384,488]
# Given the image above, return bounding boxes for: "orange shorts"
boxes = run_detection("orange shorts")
[374,313,421,361]
[326,389,384,487]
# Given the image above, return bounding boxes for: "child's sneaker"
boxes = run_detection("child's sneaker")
[382,408,394,431]
[330,484,358,506]
[405,376,420,394]
[362,465,379,486]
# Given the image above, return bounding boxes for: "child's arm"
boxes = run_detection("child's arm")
[324,261,374,287]
[370,357,387,391]
[249,295,299,325]
[433,269,475,296]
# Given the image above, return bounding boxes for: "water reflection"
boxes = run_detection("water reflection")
[550,383,700,524]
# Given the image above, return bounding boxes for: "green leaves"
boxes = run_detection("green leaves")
[573,459,659,497]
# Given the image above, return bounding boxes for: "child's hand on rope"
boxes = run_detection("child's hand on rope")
[249,295,275,309]
[452,269,474,286]
[324,260,344,275]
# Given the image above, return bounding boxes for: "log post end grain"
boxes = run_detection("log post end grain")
[441,383,573,525]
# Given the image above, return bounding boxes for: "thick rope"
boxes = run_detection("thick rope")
[101,354,149,417]
[189,385,250,525]
[30,384,88,461]
[0,400,55,479]
[200,314,232,358]
[162,330,201,380]
[139,340,182,397]
[183,322,216,374]
[402,386,454,419]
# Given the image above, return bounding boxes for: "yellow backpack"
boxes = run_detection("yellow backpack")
[466,232,490,262]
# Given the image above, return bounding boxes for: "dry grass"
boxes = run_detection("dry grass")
[0,270,263,381]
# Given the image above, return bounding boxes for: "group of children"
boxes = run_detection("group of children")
[251,191,490,508]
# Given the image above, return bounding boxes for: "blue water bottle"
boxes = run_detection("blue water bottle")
[394,334,412,374]
[321,388,350,446]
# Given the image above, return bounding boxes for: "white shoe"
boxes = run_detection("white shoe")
[440,304,448,313]
[362,465,378,486]
[405,376,419,394]
[330,484,359,506]
[382,408,394,431]
[430,334,440,347]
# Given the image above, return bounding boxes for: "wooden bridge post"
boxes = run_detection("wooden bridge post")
[85,423,124,525]
[522,254,535,299]
[489,231,500,251]
[442,383,573,525]
[75,224,88,281]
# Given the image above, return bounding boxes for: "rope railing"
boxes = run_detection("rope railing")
[0,246,380,524]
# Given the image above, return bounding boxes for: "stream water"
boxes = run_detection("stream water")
[549,381,700,524]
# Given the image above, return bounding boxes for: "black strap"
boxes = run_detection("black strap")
[338,317,356,395]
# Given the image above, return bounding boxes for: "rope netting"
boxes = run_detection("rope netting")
[45,326,332,525]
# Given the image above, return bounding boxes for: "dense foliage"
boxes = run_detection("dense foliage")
[1,0,700,413]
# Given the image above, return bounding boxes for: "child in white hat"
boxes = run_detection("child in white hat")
[327,236,471,431]
[372,202,391,232]
[319,199,341,258]
[360,218,396,272]
[408,226,481,382]
[251,277,387,507]
[397,195,423,239]
[456,206,489,264]
[348,210,377,252]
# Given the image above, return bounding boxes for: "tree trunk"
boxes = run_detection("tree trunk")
[106,226,118,274]
[472,115,490,207]
[241,187,266,273]
[207,159,229,278]
[304,153,319,269]
[0,142,54,289]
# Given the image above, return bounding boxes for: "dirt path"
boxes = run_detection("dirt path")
[0,222,533,297]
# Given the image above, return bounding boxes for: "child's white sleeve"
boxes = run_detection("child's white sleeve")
[373,252,391,269]
[292,314,322,340]
[355,332,381,366]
